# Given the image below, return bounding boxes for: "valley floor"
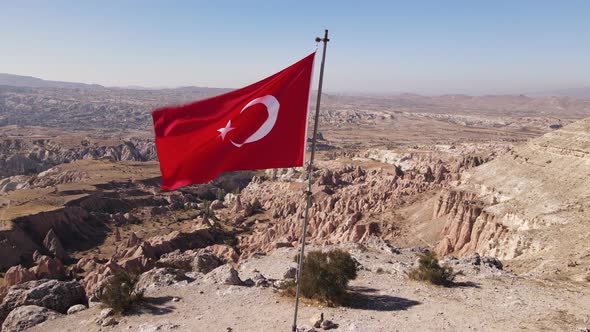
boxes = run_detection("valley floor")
[31,245,590,332]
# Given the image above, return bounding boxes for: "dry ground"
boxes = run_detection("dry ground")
[32,245,590,332]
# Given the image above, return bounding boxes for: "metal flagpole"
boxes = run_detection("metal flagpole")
[292,29,330,332]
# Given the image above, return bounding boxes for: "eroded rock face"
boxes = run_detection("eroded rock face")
[1,206,101,271]
[0,279,86,326]
[32,255,67,281]
[434,189,508,257]
[237,158,476,257]
[43,229,68,261]
[1,305,62,332]
[4,266,36,288]
[433,118,590,271]
[0,138,155,179]
[82,228,217,297]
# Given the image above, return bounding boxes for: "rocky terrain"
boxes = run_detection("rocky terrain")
[24,243,590,332]
[0,77,589,331]
[433,118,590,280]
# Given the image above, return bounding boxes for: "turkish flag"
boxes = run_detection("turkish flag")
[152,52,316,190]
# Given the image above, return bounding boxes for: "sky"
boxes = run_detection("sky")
[1,0,589,95]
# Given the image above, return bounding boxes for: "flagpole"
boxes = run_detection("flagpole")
[292,29,329,332]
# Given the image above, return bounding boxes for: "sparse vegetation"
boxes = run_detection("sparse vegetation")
[216,188,226,201]
[202,200,214,218]
[408,251,455,286]
[285,249,357,306]
[101,271,144,314]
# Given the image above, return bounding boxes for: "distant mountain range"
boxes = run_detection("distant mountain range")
[1,73,589,98]
[528,87,590,99]
[0,73,105,89]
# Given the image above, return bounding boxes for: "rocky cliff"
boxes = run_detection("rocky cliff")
[434,117,590,276]
[0,138,155,180]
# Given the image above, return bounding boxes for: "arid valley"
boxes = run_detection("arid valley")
[1,75,590,332]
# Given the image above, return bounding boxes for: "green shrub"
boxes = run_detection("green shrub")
[407,251,455,286]
[286,249,357,306]
[101,271,143,314]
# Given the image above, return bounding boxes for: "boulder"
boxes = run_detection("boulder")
[193,252,224,274]
[251,272,271,287]
[66,304,87,315]
[4,266,36,288]
[459,253,481,266]
[310,313,324,328]
[42,229,68,261]
[156,250,195,271]
[0,279,86,325]
[321,319,338,330]
[210,200,225,210]
[481,256,503,270]
[283,267,297,280]
[135,268,193,292]
[205,265,243,286]
[1,305,62,332]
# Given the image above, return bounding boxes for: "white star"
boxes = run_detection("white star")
[217,120,235,140]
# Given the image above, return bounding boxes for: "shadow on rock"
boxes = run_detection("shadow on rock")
[344,287,421,311]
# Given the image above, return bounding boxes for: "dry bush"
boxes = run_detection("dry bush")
[285,249,357,306]
[408,251,455,286]
[101,271,143,314]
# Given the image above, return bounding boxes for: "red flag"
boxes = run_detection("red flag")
[152,52,316,190]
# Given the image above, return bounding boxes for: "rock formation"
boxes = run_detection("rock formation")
[236,153,488,257]
[433,118,590,277]
[42,229,68,261]
[1,305,62,332]
[0,279,86,327]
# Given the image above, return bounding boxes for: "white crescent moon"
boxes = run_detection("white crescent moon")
[231,95,280,148]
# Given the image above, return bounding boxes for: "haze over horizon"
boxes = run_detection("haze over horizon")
[1,1,589,95]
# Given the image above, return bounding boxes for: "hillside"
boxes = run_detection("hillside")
[434,117,590,279]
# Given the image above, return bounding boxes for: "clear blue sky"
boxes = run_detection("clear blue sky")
[1,0,589,95]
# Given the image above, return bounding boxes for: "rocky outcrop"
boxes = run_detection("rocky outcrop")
[80,261,124,300]
[135,268,193,292]
[238,159,474,257]
[3,256,67,288]
[1,206,105,271]
[82,228,217,297]
[0,224,39,272]
[31,255,67,280]
[434,190,510,256]
[0,138,156,179]
[204,265,244,286]
[1,305,62,332]
[0,279,86,326]
[4,266,36,288]
[42,229,68,261]
[433,118,590,272]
